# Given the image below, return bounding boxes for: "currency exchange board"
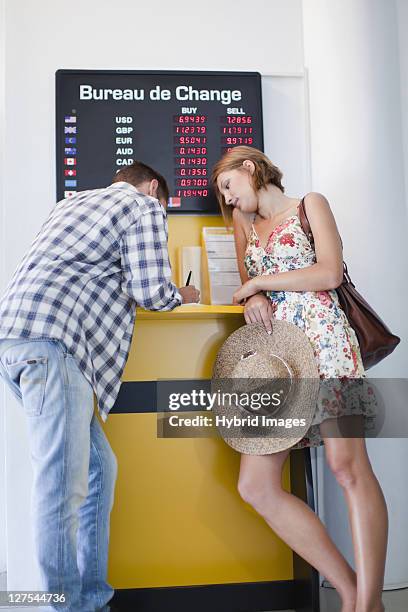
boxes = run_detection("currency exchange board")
[56,70,264,214]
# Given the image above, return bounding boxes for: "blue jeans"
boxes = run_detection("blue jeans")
[0,338,118,611]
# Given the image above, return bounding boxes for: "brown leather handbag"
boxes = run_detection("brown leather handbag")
[298,197,400,369]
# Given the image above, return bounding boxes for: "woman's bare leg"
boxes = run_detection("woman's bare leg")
[238,450,357,611]
[321,417,388,612]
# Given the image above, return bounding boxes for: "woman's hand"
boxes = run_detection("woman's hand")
[232,278,259,305]
[243,293,274,333]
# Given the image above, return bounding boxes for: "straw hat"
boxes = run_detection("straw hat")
[212,321,320,454]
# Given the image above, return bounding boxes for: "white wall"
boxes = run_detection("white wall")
[0,0,7,578]
[302,0,408,377]
[303,0,408,590]
[3,0,303,275]
[1,0,304,589]
[397,0,408,215]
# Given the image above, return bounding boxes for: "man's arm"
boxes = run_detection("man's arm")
[119,206,183,311]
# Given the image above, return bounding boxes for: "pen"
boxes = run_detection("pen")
[186,270,192,286]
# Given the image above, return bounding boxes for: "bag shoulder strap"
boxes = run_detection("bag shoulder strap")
[297,194,343,250]
[298,194,348,286]
[298,197,313,245]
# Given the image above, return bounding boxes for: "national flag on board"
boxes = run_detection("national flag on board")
[65,180,77,188]
[64,169,77,177]
[65,137,76,144]
[168,197,181,208]
[64,158,76,166]
[64,126,77,134]
[64,147,77,155]
[65,116,77,123]
[64,191,77,198]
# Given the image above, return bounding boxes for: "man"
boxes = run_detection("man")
[0,161,200,611]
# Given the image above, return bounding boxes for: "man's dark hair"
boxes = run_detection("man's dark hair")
[113,161,169,204]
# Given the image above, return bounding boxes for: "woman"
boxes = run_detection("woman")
[212,146,387,612]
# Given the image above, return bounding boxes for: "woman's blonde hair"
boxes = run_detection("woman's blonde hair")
[212,146,284,225]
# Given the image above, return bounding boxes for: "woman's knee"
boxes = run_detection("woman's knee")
[326,449,369,489]
[237,477,280,513]
[237,452,289,512]
[330,461,356,488]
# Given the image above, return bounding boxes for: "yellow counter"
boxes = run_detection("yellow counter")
[103,305,294,589]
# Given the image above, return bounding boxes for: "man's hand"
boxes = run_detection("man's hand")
[179,285,200,304]
[243,293,274,334]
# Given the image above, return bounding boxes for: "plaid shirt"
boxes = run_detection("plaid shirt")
[0,182,182,421]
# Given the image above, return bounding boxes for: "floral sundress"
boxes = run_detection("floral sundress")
[244,212,377,448]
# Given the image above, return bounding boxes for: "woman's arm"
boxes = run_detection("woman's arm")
[232,208,251,284]
[232,209,274,332]
[233,193,343,303]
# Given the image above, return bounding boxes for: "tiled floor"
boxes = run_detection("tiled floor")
[319,585,408,612]
[268,585,408,612]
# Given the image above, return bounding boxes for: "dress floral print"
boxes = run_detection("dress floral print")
[244,214,377,448]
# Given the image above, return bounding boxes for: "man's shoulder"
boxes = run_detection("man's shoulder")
[64,182,163,215]
[106,182,164,215]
